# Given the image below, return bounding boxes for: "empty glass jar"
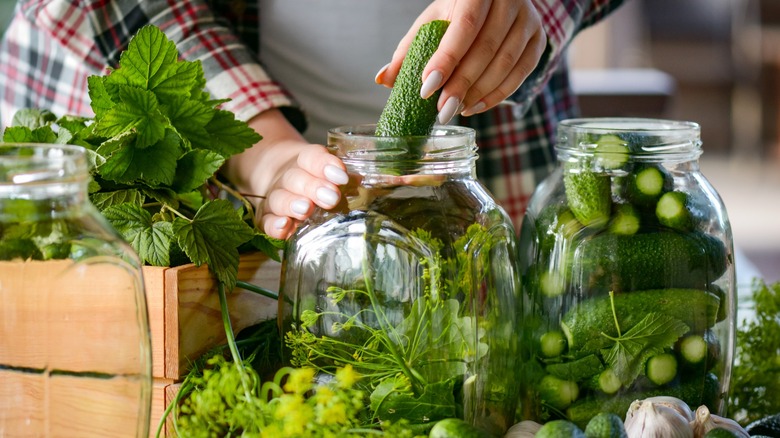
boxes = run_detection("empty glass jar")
[279,125,522,435]
[517,118,736,428]
[0,144,151,437]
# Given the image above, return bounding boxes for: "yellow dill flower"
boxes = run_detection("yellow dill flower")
[335,364,361,389]
[283,367,316,394]
[317,399,348,426]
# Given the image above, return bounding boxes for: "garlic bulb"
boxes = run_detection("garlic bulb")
[690,405,749,438]
[624,399,694,437]
[639,396,695,422]
[504,420,542,438]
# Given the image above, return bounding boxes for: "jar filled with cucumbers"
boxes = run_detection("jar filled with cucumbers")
[517,118,735,429]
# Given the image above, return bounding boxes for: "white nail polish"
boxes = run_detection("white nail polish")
[374,63,390,83]
[420,70,443,99]
[437,96,460,125]
[291,200,310,215]
[324,165,349,185]
[461,101,486,117]
[316,187,339,206]
[274,217,288,229]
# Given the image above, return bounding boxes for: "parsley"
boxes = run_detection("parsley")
[2,25,282,290]
[728,280,780,425]
[600,291,689,385]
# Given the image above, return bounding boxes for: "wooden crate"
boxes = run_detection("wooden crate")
[143,252,281,436]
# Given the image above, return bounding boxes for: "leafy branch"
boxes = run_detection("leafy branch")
[2,25,283,289]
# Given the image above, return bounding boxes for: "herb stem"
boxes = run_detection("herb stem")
[210,176,255,217]
[235,280,278,300]
[218,282,253,401]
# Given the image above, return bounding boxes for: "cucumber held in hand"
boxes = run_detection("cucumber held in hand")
[376,19,450,137]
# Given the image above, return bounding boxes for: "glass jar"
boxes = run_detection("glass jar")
[279,125,521,435]
[0,144,152,437]
[517,118,735,428]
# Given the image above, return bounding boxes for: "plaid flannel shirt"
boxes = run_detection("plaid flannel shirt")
[0,0,624,230]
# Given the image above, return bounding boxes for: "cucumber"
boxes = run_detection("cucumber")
[539,374,580,410]
[625,164,672,209]
[566,372,720,429]
[584,412,627,438]
[546,354,604,382]
[678,334,708,365]
[608,203,640,236]
[560,288,720,354]
[597,368,622,395]
[571,230,729,293]
[563,165,612,228]
[645,353,678,386]
[593,134,630,170]
[428,418,491,438]
[537,419,586,438]
[376,20,450,138]
[540,330,568,358]
[656,190,694,231]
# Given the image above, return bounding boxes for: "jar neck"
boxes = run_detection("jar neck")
[327,125,478,180]
[556,117,703,164]
[0,144,91,222]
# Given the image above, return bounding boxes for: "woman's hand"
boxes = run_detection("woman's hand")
[223,109,348,240]
[375,0,546,124]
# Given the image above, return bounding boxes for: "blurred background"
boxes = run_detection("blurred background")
[0,0,777,283]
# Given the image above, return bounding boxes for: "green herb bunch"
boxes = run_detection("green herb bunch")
[3,25,281,289]
[728,280,780,425]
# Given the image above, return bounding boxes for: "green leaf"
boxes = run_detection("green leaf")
[89,189,145,211]
[0,238,43,261]
[106,25,199,104]
[247,233,284,262]
[165,97,214,148]
[56,115,92,135]
[602,312,689,385]
[11,108,56,129]
[141,186,180,210]
[99,130,181,185]
[88,76,114,118]
[3,126,34,143]
[172,199,255,289]
[171,149,224,193]
[204,109,261,157]
[369,374,457,425]
[102,203,173,266]
[94,86,168,149]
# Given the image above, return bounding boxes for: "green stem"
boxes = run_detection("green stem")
[218,282,253,401]
[235,280,278,300]
[211,176,255,217]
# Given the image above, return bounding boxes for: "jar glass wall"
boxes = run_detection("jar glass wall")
[279,125,522,435]
[0,144,152,437]
[517,118,735,428]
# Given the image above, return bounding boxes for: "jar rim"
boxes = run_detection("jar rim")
[327,124,477,163]
[556,117,702,161]
[0,143,88,185]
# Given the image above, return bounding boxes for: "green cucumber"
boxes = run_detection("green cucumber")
[645,353,678,385]
[656,191,694,231]
[626,164,672,209]
[566,372,720,429]
[597,368,622,395]
[571,230,729,292]
[584,412,628,438]
[560,288,720,354]
[546,354,604,382]
[540,330,568,358]
[539,374,580,410]
[608,203,640,236]
[428,418,491,438]
[678,334,708,365]
[537,420,586,438]
[563,165,612,228]
[376,20,450,138]
[593,134,630,170]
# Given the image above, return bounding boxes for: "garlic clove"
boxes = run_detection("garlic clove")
[504,420,542,438]
[624,399,693,438]
[690,405,750,438]
[640,396,695,422]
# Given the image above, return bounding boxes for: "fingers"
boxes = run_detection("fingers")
[256,145,349,240]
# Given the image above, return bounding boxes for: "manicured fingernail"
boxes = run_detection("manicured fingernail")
[324,165,349,185]
[461,101,486,117]
[437,96,460,125]
[374,63,390,84]
[291,199,310,215]
[316,187,339,206]
[420,70,443,99]
[274,217,288,229]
